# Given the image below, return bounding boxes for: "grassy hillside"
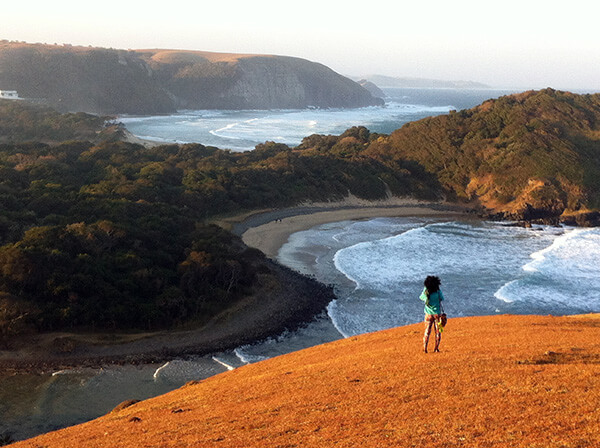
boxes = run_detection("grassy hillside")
[11,314,600,447]
[362,89,600,223]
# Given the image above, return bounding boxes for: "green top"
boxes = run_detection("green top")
[419,287,444,315]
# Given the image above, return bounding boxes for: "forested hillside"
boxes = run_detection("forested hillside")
[0,128,438,340]
[363,89,600,223]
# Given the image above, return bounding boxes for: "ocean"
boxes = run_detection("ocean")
[120,88,518,150]
[235,218,600,362]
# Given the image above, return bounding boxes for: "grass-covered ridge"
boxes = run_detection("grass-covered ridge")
[11,314,600,448]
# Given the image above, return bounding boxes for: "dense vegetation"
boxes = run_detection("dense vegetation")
[362,89,600,221]
[2,88,600,341]
[0,99,120,143]
[0,127,438,341]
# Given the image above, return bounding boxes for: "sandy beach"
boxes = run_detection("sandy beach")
[121,128,162,148]
[238,199,471,258]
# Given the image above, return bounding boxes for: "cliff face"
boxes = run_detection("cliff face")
[140,50,383,110]
[0,42,382,114]
[230,57,382,109]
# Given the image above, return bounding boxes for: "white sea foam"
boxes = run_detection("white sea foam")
[324,220,581,337]
[494,228,600,308]
[120,101,454,151]
[234,346,270,364]
[211,356,236,371]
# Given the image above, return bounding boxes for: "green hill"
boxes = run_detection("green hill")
[362,89,600,224]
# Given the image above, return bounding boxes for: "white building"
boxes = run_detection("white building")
[0,90,21,100]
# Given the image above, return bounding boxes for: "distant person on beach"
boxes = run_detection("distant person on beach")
[419,275,445,353]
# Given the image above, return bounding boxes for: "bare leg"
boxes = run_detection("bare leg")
[423,316,434,353]
[433,317,442,352]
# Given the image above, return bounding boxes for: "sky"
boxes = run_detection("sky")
[3,0,599,90]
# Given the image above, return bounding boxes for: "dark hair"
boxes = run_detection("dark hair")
[424,275,441,293]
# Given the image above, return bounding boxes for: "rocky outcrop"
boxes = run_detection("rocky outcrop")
[357,79,386,99]
[0,42,382,114]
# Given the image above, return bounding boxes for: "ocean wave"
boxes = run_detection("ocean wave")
[120,101,454,151]
[328,219,589,336]
[494,228,600,307]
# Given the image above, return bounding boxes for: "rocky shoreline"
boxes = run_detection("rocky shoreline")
[0,260,334,374]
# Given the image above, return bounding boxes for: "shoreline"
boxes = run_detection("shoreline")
[120,128,163,148]
[237,200,473,258]
[0,260,332,374]
[0,200,472,374]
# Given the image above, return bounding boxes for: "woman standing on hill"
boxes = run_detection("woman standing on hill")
[420,275,445,353]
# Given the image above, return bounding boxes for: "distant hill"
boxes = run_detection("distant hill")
[357,79,386,98]
[12,314,600,448]
[0,41,382,114]
[359,74,490,89]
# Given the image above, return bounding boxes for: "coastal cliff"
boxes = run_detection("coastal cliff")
[143,50,383,110]
[0,42,382,114]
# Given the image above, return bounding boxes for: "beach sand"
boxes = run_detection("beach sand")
[121,128,162,148]
[239,200,470,258]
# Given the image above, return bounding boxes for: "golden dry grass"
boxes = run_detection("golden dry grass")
[13,315,600,447]
[138,49,270,64]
